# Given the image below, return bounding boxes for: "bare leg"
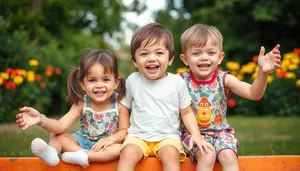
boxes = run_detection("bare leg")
[117,144,143,171]
[195,150,216,171]
[158,145,180,171]
[218,149,239,171]
[48,133,82,153]
[88,144,121,162]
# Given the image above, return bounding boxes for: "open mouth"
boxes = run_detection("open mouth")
[197,64,211,69]
[94,90,106,96]
[146,65,159,70]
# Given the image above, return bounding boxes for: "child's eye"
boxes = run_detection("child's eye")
[140,52,148,56]
[157,51,164,55]
[192,52,200,56]
[208,51,216,55]
[88,79,95,82]
[104,78,111,82]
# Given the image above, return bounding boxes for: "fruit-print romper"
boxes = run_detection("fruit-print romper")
[72,93,119,150]
[179,70,239,162]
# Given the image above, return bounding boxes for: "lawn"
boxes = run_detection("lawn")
[0,116,299,157]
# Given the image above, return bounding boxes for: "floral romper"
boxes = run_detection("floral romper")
[179,70,239,161]
[72,93,119,150]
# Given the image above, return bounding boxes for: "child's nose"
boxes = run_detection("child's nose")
[96,81,104,87]
[200,54,208,60]
[148,53,156,61]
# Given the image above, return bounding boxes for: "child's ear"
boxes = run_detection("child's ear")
[168,55,175,66]
[114,77,121,89]
[218,52,225,65]
[180,54,189,66]
[79,81,85,91]
[131,56,138,68]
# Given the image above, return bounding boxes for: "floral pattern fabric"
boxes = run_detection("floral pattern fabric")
[76,93,119,141]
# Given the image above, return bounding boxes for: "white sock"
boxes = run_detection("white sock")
[31,138,59,166]
[61,150,89,168]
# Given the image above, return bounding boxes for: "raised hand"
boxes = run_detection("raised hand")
[189,135,214,154]
[16,106,43,130]
[258,44,281,73]
[91,137,115,152]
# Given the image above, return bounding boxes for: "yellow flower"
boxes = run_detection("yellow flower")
[267,75,274,84]
[176,67,189,73]
[286,72,296,79]
[13,75,24,85]
[27,71,35,82]
[0,72,9,80]
[19,69,27,77]
[237,75,244,81]
[0,78,3,85]
[230,71,237,76]
[296,79,300,87]
[29,59,39,66]
[290,56,299,64]
[281,59,290,71]
[283,52,297,60]
[226,62,240,70]
[288,64,298,71]
[252,72,257,80]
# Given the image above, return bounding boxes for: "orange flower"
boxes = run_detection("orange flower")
[55,68,62,75]
[45,66,53,76]
[276,71,287,78]
[6,68,14,75]
[35,74,42,82]
[252,55,258,62]
[294,48,300,55]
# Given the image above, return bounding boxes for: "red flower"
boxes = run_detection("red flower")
[294,48,300,55]
[228,98,236,108]
[6,68,14,75]
[276,71,287,78]
[13,68,21,76]
[45,66,53,76]
[6,81,16,90]
[252,55,258,62]
[40,82,47,88]
[55,68,62,75]
[35,74,42,82]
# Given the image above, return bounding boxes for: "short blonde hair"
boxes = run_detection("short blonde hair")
[180,24,223,53]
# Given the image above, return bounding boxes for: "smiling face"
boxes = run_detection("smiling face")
[180,38,225,81]
[80,63,119,104]
[133,39,173,80]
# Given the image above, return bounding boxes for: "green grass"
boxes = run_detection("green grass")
[0,116,299,157]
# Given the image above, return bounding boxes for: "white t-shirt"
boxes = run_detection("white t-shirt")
[121,72,192,141]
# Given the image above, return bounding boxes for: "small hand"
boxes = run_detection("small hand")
[189,135,214,154]
[91,138,115,152]
[16,106,42,130]
[258,44,281,73]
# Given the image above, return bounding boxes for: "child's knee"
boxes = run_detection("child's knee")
[120,144,143,160]
[196,150,216,165]
[218,149,238,164]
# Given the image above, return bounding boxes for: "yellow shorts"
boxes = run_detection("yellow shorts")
[121,136,186,162]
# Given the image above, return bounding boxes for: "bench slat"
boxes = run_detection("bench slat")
[0,156,299,171]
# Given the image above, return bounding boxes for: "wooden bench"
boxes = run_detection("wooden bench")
[0,155,299,171]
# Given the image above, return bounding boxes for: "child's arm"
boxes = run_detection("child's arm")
[226,44,281,100]
[181,106,214,154]
[90,103,130,152]
[16,102,83,134]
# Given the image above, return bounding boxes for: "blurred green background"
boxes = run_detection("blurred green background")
[0,0,300,156]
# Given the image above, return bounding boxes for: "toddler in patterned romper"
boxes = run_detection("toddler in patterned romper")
[178,24,281,171]
[16,50,129,168]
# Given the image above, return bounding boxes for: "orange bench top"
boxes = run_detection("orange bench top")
[0,155,300,171]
